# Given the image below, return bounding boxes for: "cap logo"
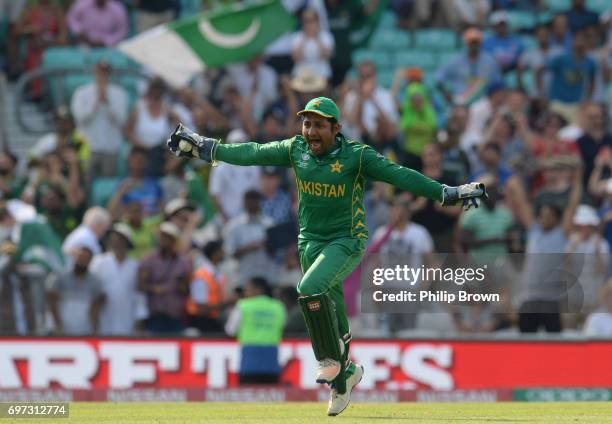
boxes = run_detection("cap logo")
[311,99,322,107]
[307,301,321,311]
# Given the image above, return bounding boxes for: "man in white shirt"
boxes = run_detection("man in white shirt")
[62,206,111,258]
[223,190,274,286]
[583,281,612,337]
[342,60,399,142]
[209,129,261,221]
[71,60,129,178]
[90,223,147,335]
[227,56,279,122]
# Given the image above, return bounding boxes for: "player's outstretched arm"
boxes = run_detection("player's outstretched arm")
[167,123,292,167]
[361,145,487,210]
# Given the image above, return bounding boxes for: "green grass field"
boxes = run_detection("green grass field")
[13,402,612,424]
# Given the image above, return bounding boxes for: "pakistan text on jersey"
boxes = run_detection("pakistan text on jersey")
[297,178,346,198]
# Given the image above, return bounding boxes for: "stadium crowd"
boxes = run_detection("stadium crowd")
[1,0,612,339]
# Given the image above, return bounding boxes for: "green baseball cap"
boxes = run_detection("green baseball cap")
[297,97,340,122]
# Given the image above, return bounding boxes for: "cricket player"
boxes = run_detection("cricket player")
[167,97,486,416]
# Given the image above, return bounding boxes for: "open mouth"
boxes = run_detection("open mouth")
[308,140,322,151]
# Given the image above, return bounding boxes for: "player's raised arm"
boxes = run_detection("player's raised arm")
[361,145,487,209]
[166,123,293,167]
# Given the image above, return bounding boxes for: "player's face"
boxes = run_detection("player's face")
[302,113,339,156]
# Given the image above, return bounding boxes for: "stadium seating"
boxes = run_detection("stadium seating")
[544,0,571,12]
[587,0,610,12]
[369,28,411,50]
[394,50,437,72]
[351,49,392,69]
[505,10,537,30]
[413,29,457,51]
[87,48,131,69]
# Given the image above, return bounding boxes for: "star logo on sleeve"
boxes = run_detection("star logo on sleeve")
[330,160,343,173]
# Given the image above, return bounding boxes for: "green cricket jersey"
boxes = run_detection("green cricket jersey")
[215,134,444,242]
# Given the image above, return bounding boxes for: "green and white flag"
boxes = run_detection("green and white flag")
[14,221,65,272]
[119,0,295,88]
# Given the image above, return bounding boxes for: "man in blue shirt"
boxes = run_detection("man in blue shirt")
[436,27,502,106]
[482,11,525,73]
[564,0,599,33]
[538,29,595,104]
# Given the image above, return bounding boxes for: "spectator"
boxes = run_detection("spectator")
[29,107,90,171]
[564,0,599,33]
[228,55,279,123]
[225,277,286,384]
[223,190,274,286]
[107,146,163,219]
[14,0,67,99]
[583,281,612,336]
[342,60,400,146]
[517,23,563,98]
[457,176,514,259]
[465,82,508,151]
[125,77,178,177]
[0,151,25,201]
[71,60,129,179]
[47,246,105,335]
[291,9,334,81]
[517,167,582,333]
[172,87,197,130]
[565,205,609,311]
[482,107,529,172]
[445,0,491,30]
[62,206,110,258]
[534,157,578,215]
[483,11,525,73]
[550,13,572,51]
[0,0,27,78]
[164,197,200,254]
[412,143,462,252]
[90,223,147,335]
[67,0,128,47]
[35,183,80,239]
[436,28,501,106]
[187,240,226,333]
[538,29,596,110]
[439,107,472,183]
[274,244,302,287]
[284,69,328,135]
[138,221,191,333]
[121,201,156,260]
[160,153,188,203]
[364,181,392,238]
[260,166,293,225]
[399,80,437,169]
[209,129,261,222]
[576,102,612,186]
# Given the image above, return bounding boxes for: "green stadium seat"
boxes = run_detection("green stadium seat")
[587,0,609,12]
[87,48,130,68]
[506,11,537,30]
[394,50,437,72]
[42,47,87,69]
[520,35,538,50]
[545,0,571,12]
[414,29,457,51]
[352,49,392,69]
[369,28,411,50]
[377,70,395,89]
[379,10,397,29]
[91,177,120,207]
[435,50,459,68]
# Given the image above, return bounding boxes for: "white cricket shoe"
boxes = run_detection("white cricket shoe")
[327,364,364,416]
[315,358,341,383]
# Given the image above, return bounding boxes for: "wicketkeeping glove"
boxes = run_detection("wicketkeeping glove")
[441,182,488,211]
[166,123,219,163]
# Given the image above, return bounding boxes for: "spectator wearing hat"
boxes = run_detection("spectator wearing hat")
[107,146,164,220]
[187,240,227,333]
[565,204,609,311]
[282,69,328,135]
[209,129,261,222]
[71,60,129,179]
[164,197,201,254]
[223,190,274,286]
[482,11,525,73]
[436,28,501,106]
[138,221,191,334]
[47,246,105,335]
[291,9,334,81]
[62,206,111,258]
[583,280,612,336]
[67,0,128,47]
[342,60,400,145]
[90,223,147,335]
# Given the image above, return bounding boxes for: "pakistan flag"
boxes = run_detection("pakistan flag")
[119,0,295,87]
[13,221,64,272]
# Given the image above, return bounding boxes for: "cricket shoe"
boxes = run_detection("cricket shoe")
[315,358,341,384]
[327,364,364,416]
